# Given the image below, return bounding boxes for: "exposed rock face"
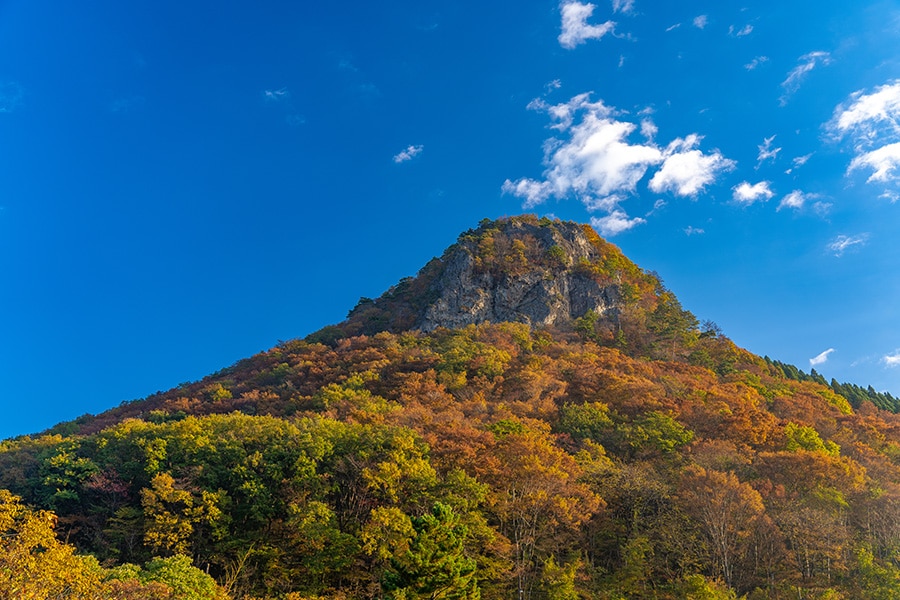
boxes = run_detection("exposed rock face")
[321,216,635,341]
[417,220,620,331]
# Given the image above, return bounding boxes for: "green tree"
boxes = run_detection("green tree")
[382,503,480,600]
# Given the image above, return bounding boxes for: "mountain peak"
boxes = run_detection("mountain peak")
[312,215,660,342]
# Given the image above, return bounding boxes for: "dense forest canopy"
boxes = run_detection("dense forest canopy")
[4,216,900,600]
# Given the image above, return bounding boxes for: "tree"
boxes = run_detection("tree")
[0,489,103,599]
[382,503,480,600]
[482,422,603,600]
[677,466,766,589]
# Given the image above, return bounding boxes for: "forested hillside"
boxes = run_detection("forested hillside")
[3,216,900,599]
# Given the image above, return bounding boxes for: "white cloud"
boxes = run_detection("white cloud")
[263,87,290,101]
[756,135,781,166]
[640,118,658,140]
[880,190,900,203]
[504,93,734,233]
[848,141,900,182]
[744,56,769,70]
[827,233,869,257]
[809,348,835,367]
[590,211,645,236]
[393,144,424,163]
[780,51,831,106]
[611,0,634,14]
[829,81,900,139]
[545,79,563,92]
[649,135,735,196]
[517,94,663,201]
[665,23,681,32]
[729,24,753,37]
[732,181,774,204]
[777,189,816,211]
[501,178,553,208]
[693,15,708,29]
[884,352,900,367]
[827,81,900,184]
[684,226,705,235]
[559,2,616,49]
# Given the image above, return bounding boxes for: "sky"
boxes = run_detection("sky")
[1,1,900,438]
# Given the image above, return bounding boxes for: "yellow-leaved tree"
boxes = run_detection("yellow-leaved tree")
[0,489,103,598]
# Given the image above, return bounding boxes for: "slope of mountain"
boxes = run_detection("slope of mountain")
[4,215,900,600]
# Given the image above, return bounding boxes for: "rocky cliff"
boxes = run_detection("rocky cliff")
[417,219,620,330]
[311,215,655,341]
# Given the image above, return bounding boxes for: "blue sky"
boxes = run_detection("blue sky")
[1,0,900,438]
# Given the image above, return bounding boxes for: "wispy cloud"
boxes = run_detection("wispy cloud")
[786,153,813,174]
[729,24,753,37]
[828,81,900,184]
[827,233,869,257]
[590,211,645,236]
[757,135,781,167]
[393,145,424,164]
[0,81,24,113]
[744,56,769,70]
[693,15,708,29]
[559,2,616,49]
[684,225,705,235]
[611,0,634,14]
[810,348,835,367]
[665,23,681,32]
[263,87,290,102]
[732,181,774,204]
[884,351,900,367]
[780,51,831,106]
[503,93,734,235]
[777,189,817,211]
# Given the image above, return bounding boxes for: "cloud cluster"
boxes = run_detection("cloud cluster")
[559,2,616,49]
[393,145,424,163]
[503,93,734,236]
[828,81,900,185]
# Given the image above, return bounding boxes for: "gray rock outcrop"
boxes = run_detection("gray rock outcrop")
[416,219,621,331]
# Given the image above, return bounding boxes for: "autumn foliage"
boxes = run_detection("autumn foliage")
[2,217,900,599]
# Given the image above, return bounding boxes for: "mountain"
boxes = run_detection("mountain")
[4,215,900,600]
